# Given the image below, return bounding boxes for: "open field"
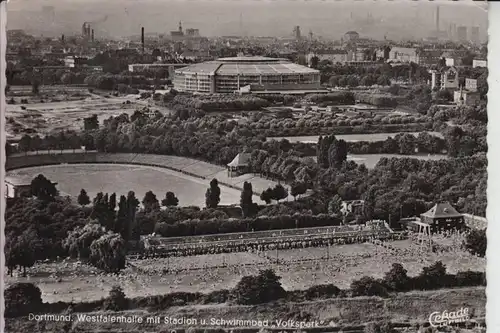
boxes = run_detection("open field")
[8,163,264,207]
[5,235,484,304]
[267,132,444,143]
[6,151,297,200]
[6,87,168,141]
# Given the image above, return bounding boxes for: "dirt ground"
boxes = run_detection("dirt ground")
[6,86,169,141]
[5,236,485,304]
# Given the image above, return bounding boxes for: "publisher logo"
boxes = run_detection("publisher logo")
[429,308,470,327]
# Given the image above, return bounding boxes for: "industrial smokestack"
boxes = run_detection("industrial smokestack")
[141,27,145,53]
[91,29,94,42]
[435,5,440,33]
[61,34,65,42]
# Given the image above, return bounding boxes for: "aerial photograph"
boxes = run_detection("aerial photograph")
[4,0,488,332]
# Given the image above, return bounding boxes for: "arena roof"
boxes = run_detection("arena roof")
[176,56,319,76]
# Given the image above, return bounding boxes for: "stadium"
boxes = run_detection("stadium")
[173,56,322,94]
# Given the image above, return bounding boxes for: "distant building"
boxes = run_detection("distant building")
[420,202,465,231]
[307,50,347,65]
[457,26,467,43]
[417,49,443,66]
[185,28,200,37]
[473,59,487,68]
[343,31,360,42]
[174,56,321,94]
[429,66,459,90]
[5,176,32,198]
[465,78,478,92]
[388,47,420,64]
[341,200,365,217]
[170,21,184,40]
[454,88,480,106]
[64,56,88,68]
[470,26,480,44]
[227,153,251,177]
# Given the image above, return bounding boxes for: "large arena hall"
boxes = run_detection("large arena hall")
[173,56,322,93]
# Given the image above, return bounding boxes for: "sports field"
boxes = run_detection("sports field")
[8,164,262,207]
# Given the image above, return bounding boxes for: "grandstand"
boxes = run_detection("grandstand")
[138,223,404,258]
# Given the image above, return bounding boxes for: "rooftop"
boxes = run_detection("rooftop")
[5,175,33,186]
[421,202,463,219]
[227,153,251,168]
[176,56,319,76]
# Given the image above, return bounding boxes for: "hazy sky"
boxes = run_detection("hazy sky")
[7,0,488,40]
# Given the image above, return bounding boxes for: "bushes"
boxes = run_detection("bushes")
[303,284,341,300]
[165,94,271,112]
[304,92,355,105]
[153,214,342,238]
[463,229,486,257]
[383,263,411,292]
[233,269,286,305]
[350,276,389,298]
[355,93,400,107]
[103,285,128,311]
[5,283,43,317]
[6,264,485,318]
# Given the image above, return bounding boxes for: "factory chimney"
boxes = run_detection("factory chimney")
[141,27,145,54]
[435,5,440,33]
[91,29,94,42]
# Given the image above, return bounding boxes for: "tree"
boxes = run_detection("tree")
[272,184,288,202]
[84,115,99,131]
[103,285,128,311]
[376,75,391,86]
[233,269,286,305]
[418,261,447,289]
[260,188,273,204]
[109,193,117,211]
[205,178,221,209]
[142,190,160,212]
[310,56,319,69]
[89,232,126,273]
[317,135,336,168]
[328,139,348,168]
[240,182,255,218]
[64,221,106,260]
[290,181,307,200]
[31,78,40,94]
[161,191,179,207]
[30,174,58,201]
[463,229,486,257]
[5,283,43,317]
[14,230,38,277]
[91,192,116,230]
[18,135,32,153]
[77,189,91,207]
[350,276,388,297]
[127,191,140,240]
[383,263,410,292]
[328,195,343,216]
[114,196,129,239]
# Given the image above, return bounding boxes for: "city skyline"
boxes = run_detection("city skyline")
[7,0,488,41]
